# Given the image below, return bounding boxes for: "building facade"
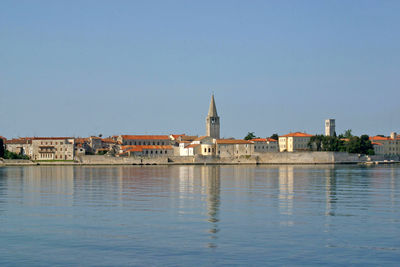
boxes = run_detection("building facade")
[279,132,313,152]
[251,138,279,153]
[31,137,75,160]
[370,132,400,156]
[216,139,254,157]
[117,135,171,146]
[5,138,33,157]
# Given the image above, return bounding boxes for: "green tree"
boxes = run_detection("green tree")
[3,150,30,160]
[0,139,4,158]
[244,132,257,140]
[270,134,279,141]
[344,129,353,138]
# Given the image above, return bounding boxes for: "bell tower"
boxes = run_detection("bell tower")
[206,94,220,139]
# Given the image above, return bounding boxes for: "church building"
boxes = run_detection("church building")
[206,94,220,139]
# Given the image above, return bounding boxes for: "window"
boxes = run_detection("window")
[134,142,136,145]
[157,142,160,145]
[146,151,148,154]
[155,151,158,154]
[139,142,141,145]
[153,142,155,145]
[60,142,63,145]
[160,151,163,154]
[162,142,164,145]
[204,148,207,153]
[165,150,167,154]
[208,148,211,153]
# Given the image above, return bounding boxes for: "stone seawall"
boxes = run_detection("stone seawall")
[0,152,369,166]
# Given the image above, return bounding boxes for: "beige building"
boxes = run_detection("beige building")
[31,137,75,160]
[370,132,400,156]
[216,139,254,157]
[118,135,171,146]
[251,138,279,153]
[119,145,173,157]
[279,132,313,152]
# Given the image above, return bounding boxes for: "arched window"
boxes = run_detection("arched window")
[208,148,211,153]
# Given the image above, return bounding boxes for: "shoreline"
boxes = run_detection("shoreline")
[1,160,399,167]
[1,152,398,167]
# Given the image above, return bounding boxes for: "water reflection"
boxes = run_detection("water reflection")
[278,166,294,218]
[178,166,221,249]
[325,168,337,217]
[202,166,220,248]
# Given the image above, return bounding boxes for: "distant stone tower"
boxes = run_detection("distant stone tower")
[206,94,220,139]
[325,119,336,136]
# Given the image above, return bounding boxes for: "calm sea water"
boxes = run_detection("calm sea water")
[0,165,399,266]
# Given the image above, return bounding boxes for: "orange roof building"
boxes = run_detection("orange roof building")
[369,133,400,155]
[279,132,313,152]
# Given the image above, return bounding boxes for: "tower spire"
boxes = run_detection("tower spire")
[208,94,218,117]
[206,94,220,139]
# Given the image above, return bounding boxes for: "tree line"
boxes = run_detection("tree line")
[307,130,375,155]
[244,130,375,155]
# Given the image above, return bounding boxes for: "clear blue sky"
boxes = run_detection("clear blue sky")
[1,0,399,139]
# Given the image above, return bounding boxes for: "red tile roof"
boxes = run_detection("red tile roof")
[171,134,186,139]
[280,132,313,138]
[193,136,209,141]
[251,138,267,142]
[32,137,73,140]
[101,138,117,144]
[180,135,198,141]
[370,136,392,141]
[217,139,253,144]
[5,138,33,144]
[75,138,89,144]
[185,144,200,148]
[121,135,170,140]
[251,138,278,142]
